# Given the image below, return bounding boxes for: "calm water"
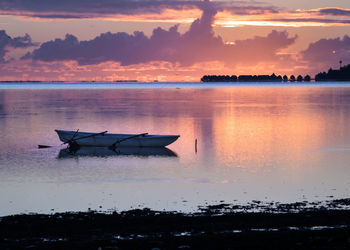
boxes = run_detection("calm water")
[1,82,350,215]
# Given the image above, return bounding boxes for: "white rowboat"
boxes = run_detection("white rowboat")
[55,130,180,147]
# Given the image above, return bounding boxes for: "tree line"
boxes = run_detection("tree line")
[201,74,311,82]
[315,64,350,81]
[201,63,350,82]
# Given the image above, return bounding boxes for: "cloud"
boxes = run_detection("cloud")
[301,35,350,71]
[0,0,278,19]
[224,30,297,64]
[267,18,350,25]
[1,0,349,28]
[0,30,35,63]
[24,4,296,67]
[314,8,350,16]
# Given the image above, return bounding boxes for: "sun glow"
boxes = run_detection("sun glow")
[214,10,350,28]
[215,20,326,27]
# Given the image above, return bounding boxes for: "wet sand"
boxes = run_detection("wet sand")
[2,199,350,249]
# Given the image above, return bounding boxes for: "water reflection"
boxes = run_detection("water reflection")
[58,146,177,158]
[0,85,350,215]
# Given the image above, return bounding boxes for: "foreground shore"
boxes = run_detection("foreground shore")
[2,200,350,249]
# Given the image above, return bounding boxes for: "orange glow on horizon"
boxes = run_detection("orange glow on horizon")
[215,10,350,28]
[0,59,315,82]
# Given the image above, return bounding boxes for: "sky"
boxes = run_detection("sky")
[0,0,349,82]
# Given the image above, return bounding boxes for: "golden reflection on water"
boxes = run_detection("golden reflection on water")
[1,86,350,214]
[0,87,348,167]
[212,91,327,169]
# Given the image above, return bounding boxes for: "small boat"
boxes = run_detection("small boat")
[55,130,180,148]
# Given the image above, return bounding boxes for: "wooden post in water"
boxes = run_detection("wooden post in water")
[195,138,197,154]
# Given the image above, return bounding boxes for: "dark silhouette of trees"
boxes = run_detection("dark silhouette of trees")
[315,64,350,81]
[231,75,238,81]
[202,74,287,82]
[201,73,314,82]
[200,67,350,82]
[238,75,253,81]
[201,75,238,82]
[315,72,327,81]
[271,73,277,81]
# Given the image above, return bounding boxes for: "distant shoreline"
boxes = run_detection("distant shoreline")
[1,80,350,84]
[201,64,350,83]
[1,64,350,84]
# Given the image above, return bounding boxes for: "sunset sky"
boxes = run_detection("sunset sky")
[0,0,349,82]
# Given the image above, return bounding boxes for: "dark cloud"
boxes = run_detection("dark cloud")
[0,0,278,19]
[0,30,35,63]
[24,4,296,67]
[317,8,350,16]
[269,18,350,24]
[301,35,350,70]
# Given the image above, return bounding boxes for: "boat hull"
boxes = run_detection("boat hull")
[55,130,180,147]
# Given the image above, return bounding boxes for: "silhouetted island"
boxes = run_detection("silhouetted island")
[315,64,350,81]
[201,73,311,82]
[201,63,350,82]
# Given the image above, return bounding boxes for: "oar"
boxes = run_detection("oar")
[65,129,79,144]
[63,131,108,145]
[38,129,80,148]
[38,130,108,149]
[38,144,63,149]
[109,133,148,149]
[38,144,54,148]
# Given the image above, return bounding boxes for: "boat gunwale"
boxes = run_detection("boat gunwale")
[55,129,180,138]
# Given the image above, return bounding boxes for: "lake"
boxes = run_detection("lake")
[0,82,350,215]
